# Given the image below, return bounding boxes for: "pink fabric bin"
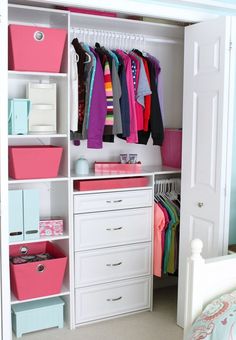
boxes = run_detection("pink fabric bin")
[161,129,182,169]
[10,241,67,300]
[74,177,149,191]
[8,24,67,72]
[9,145,63,179]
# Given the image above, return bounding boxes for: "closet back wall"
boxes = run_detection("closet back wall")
[69,14,184,169]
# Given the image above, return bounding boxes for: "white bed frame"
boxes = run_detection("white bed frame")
[184,239,236,339]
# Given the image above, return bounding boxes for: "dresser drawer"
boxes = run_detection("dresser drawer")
[73,189,152,213]
[74,207,152,251]
[75,243,151,287]
[75,277,151,324]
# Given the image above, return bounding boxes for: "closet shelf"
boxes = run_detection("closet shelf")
[8,70,68,78]
[73,186,153,195]
[11,285,70,305]
[71,165,181,180]
[9,234,69,246]
[8,134,68,139]
[8,176,69,184]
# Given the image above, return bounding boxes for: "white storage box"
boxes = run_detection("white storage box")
[27,83,57,134]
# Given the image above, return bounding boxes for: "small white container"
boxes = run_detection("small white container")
[27,83,57,134]
[75,157,89,175]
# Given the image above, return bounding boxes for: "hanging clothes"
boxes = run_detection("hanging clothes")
[153,181,180,277]
[69,38,164,149]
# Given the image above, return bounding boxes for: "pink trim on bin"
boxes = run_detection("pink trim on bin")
[9,145,63,179]
[10,241,67,300]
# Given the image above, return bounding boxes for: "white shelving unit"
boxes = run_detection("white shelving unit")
[2,2,185,338]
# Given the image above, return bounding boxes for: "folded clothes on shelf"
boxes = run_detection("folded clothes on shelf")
[10,253,54,265]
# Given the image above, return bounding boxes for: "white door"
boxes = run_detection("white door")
[177,16,234,327]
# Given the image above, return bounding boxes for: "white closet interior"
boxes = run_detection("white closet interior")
[4,2,186,339]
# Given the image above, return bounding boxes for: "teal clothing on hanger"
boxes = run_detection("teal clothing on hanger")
[160,196,178,274]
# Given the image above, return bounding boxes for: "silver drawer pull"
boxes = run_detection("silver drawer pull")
[106,227,123,231]
[107,296,122,302]
[106,262,122,267]
[106,199,123,204]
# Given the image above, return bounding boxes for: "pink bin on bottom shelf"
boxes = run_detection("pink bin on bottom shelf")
[8,24,67,72]
[10,241,67,300]
[9,145,63,179]
[161,129,182,168]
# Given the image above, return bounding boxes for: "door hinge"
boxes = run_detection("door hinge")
[229,41,233,50]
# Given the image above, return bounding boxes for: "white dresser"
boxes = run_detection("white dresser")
[73,185,153,325]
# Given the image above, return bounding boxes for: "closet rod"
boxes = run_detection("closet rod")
[70,28,183,45]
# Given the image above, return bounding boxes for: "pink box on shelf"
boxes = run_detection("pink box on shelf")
[62,7,117,17]
[9,145,63,180]
[10,241,67,300]
[94,162,142,174]
[161,129,182,169]
[74,177,149,191]
[39,219,64,237]
[8,24,67,72]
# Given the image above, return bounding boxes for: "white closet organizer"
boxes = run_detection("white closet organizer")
[0,2,235,339]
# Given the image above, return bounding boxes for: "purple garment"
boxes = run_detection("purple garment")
[87,49,107,149]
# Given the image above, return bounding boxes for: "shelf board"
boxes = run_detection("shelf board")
[11,285,70,305]
[8,176,69,184]
[9,234,69,246]
[8,70,68,78]
[8,134,68,139]
[71,165,181,180]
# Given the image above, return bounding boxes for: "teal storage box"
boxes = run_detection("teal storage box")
[23,189,39,240]
[11,297,64,338]
[8,98,31,135]
[9,190,23,243]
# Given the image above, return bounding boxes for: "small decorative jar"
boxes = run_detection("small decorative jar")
[75,156,89,175]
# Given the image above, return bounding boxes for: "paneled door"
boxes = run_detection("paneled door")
[177,16,235,327]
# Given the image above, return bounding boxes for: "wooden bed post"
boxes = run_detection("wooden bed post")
[183,239,204,339]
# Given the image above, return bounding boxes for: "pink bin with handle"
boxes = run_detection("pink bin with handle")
[161,129,182,169]
[8,24,67,72]
[10,241,67,300]
[9,145,63,179]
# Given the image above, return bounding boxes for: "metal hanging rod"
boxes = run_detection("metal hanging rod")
[70,27,183,46]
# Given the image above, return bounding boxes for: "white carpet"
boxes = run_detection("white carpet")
[13,286,183,340]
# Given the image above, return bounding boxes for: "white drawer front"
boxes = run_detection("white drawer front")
[74,207,152,251]
[75,277,151,324]
[75,243,151,287]
[73,189,152,213]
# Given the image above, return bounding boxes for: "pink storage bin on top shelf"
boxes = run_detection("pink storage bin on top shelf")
[10,241,67,300]
[62,7,117,17]
[161,129,182,169]
[9,145,63,179]
[8,24,67,72]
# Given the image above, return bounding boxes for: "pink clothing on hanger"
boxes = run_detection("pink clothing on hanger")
[116,50,138,143]
[129,53,143,131]
[158,203,169,257]
[153,202,166,277]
